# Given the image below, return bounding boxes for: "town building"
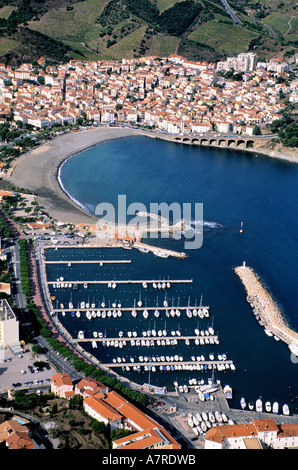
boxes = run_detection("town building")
[50,372,75,399]
[50,373,180,449]
[205,418,298,449]
[0,418,35,449]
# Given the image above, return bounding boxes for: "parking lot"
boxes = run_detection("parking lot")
[0,346,57,394]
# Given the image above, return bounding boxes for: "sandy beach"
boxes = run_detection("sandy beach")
[8,127,139,225]
[6,126,298,226]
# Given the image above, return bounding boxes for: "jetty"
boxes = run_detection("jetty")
[235,262,298,354]
[44,242,187,259]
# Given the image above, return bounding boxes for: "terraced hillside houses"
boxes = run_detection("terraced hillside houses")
[0,52,295,137]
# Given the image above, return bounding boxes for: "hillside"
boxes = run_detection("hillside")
[0,0,297,65]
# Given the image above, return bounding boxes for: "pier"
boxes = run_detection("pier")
[235,262,298,353]
[43,238,187,259]
[48,278,193,286]
[44,260,132,265]
[102,360,234,369]
[52,305,209,319]
[77,335,217,344]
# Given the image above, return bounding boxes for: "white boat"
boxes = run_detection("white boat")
[265,401,271,413]
[123,243,132,249]
[248,402,254,410]
[289,343,298,357]
[223,384,232,399]
[202,412,208,422]
[78,330,84,339]
[138,246,149,253]
[208,412,215,423]
[93,331,98,338]
[264,329,273,337]
[92,340,97,348]
[214,411,222,423]
[272,402,279,414]
[200,421,207,433]
[153,250,169,258]
[240,397,246,409]
[143,310,149,319]
[282,404,290,416]
[256,398,263,412]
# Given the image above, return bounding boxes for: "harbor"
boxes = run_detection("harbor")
[39,243,240,396]
[235,262,298,356]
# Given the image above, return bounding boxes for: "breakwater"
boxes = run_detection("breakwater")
[235,262,298,355]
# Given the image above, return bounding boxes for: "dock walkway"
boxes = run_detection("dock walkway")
[48,278,193,286]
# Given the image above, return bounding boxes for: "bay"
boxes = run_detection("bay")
[52,135,298,412]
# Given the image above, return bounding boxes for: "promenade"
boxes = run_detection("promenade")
[235,262,298,351]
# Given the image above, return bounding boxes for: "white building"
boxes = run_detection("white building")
[0,299,21,354]
[217,53,257,73]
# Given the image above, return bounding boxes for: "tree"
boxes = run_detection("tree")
[91,420,106,434]
[69,394,83,409]
[37,75,45,85]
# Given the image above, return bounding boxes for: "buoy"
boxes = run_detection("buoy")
[240,221,243,233]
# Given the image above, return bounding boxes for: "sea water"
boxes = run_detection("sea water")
[49,135,298,412]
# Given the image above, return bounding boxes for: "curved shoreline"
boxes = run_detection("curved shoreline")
[8,127,139,224]
[7,126,298,225]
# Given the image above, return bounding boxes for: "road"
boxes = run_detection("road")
[219,0,243,26]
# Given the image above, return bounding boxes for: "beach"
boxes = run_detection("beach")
[6,126,298,226]
[8,127,139,225]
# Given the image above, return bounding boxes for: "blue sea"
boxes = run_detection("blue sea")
[47,135,298,412]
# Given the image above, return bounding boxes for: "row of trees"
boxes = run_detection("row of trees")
[0,213,13,238]
[18,238,32,297]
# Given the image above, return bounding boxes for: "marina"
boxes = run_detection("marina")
[36,135,298,415]
[41,243,238,394]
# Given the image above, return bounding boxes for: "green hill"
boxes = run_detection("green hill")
[0,0,297,65]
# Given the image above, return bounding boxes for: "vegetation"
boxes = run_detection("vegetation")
[0,0,296,64]
[271,115,298,148]
[18,238,32,297]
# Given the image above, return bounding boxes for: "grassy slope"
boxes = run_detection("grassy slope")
[188,20,258,55]
[1,0,297,62]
